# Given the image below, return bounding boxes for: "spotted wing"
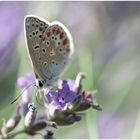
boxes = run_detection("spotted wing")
[25,15,74,86]
[39,21,74,82]
[25,15,49,80]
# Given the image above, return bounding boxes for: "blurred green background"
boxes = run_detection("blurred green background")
[1,1,140,139]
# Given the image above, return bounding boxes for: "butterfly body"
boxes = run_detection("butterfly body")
[24,15,74,89]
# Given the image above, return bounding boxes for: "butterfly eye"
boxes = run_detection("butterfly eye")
[38,80,43,88]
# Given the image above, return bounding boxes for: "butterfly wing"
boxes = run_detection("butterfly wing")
[25,15,50,80]
[40,22,74,82]
[25,15,74,86]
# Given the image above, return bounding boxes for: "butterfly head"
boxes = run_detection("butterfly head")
[36,77,58,90]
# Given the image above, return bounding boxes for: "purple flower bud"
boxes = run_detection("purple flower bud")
[19,102,28,117]
[25,119,56,136]
[24,103,37,128]
[1,105,21,138]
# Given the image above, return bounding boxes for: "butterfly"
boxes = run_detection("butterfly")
[24,15,74,90]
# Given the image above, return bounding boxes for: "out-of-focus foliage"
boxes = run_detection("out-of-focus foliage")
[1,1,140,139]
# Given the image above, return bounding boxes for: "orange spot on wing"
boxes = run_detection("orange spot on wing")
[60,32,64,39]
[52,29,55,34]
[63,38,68,45]
[47,32,51,37]
[56,28,60,35]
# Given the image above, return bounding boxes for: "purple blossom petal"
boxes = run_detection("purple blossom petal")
[17,73,35,88]
[61,81,70,92]
[48,91,59,101]
[17,73,35,103]
[17,77,28,88]
[67,80,77,92]
[48,81,77,110]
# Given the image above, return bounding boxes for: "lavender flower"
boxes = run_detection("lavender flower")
[46,73,86,112]
[48,81,77,111]
[45,72,102,126]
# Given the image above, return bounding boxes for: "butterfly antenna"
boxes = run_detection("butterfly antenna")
[10,82,35,104]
